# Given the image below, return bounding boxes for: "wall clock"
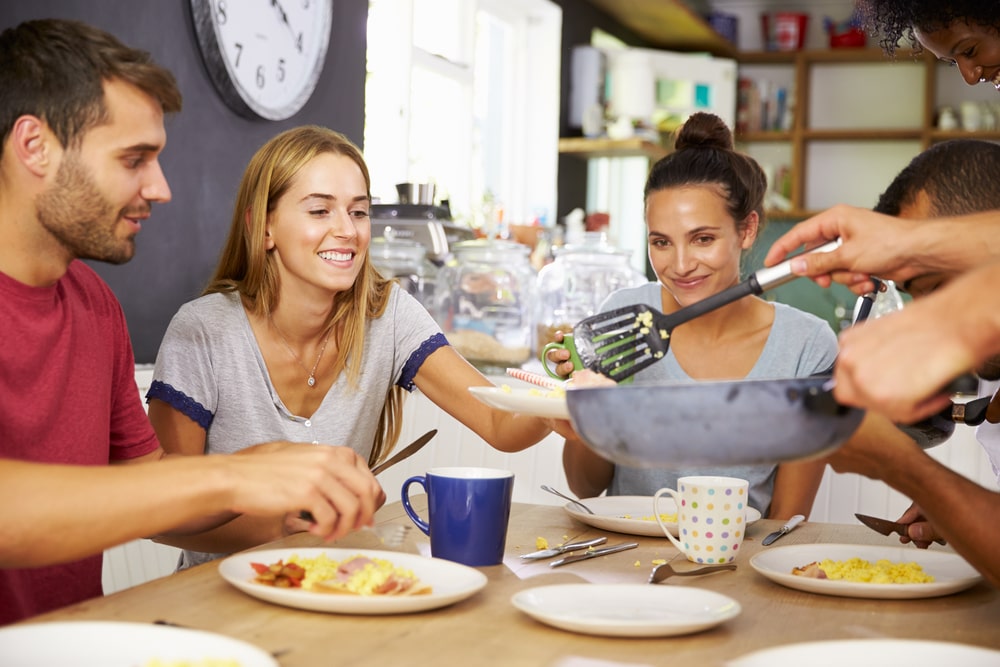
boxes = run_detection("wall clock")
[190,0,333,120]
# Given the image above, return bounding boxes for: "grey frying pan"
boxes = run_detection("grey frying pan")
[564,376,864,468]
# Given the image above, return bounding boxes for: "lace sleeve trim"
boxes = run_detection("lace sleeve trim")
[145,379,213,430]
[398,332,449,391]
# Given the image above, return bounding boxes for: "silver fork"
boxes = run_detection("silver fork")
[648,560,736,584]
[363,524,411,548]
[298,510,411,548]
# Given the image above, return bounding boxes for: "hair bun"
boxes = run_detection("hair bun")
[674,112,734,151]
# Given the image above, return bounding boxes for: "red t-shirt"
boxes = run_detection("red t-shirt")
[0,261,159,625]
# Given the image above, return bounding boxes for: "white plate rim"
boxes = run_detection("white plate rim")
[727,638,1000,666]
[511,583,741,637]
[563,495,762,537]
[749,543,982,599]
[219,547,488,614]
[468,386,569,419]
[0,621,278,665]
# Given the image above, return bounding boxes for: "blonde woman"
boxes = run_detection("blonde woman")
[148,126,552,569]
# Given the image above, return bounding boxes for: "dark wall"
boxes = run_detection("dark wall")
[1,0,368,362]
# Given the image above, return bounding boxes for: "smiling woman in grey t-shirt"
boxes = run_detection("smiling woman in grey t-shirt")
[147,126,554,570]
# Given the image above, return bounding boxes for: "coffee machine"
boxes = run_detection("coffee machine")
[370,202,475,265]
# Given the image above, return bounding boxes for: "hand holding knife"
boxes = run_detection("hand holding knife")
[855,513,946,545]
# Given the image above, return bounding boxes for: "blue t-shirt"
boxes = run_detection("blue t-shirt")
[600,282,839,516]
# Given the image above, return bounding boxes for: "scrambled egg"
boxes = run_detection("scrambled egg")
[528,386,566,399]
[286,553,420,594]
[621,513,678,523]
[144,661,241,667]
[535,536,549,550]
[818,557,935,584]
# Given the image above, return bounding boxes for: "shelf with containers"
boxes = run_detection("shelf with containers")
[736,48,1000,220]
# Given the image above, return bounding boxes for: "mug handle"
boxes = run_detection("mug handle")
[540,341,569,379]
[401,475,431,536]
[654,488,686,554]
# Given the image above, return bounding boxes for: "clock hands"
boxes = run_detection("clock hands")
[270,0,302,52]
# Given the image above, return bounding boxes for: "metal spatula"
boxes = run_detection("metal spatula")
[572,240,841,381]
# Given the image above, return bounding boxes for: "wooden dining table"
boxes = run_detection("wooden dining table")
[24,500,1000,665]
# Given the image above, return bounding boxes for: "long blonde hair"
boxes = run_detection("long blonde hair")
[204,125,404,465]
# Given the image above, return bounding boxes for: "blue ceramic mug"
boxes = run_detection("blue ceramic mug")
[401,467,515,566]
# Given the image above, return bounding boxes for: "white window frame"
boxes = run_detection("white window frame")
[365,0,561,230]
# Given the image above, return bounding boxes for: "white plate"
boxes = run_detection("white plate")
[219,548,488,614]
[468,386,569,419]
[564,495,762,537]
[750,543,982,599]
[728,639,1000,666]
[0,621,277,666]
[511,583,740,637]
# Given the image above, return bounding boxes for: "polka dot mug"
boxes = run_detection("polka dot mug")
[654,476,749,564]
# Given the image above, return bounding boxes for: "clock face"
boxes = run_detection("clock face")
[191,0,333,120]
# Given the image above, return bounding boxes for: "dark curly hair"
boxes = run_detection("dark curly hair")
[859,1,1000,55]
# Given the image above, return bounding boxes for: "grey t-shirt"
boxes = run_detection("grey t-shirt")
[148,287,445,569]
[600,282,839,516]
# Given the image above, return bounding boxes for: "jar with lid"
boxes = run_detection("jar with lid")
[433,240,537,373]
[369,238,437,309]
[535,232,647,348]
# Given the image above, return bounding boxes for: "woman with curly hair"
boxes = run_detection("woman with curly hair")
[861,0,1000,88]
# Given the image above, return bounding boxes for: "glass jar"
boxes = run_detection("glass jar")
[434,240,537,373]
[535,232,647,348]
[369,238,437,309]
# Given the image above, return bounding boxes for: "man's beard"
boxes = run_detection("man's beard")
[36,152,139,265]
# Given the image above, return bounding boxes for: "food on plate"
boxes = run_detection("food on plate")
[143,660,241,667]
[620,512,678,523]
[250,553,432,595]
[568,369,615,387]
[528,386,565,399]
[535,536,549,550]
[791,558,935,584]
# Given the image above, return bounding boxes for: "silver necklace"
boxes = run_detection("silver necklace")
[270,317,333,387]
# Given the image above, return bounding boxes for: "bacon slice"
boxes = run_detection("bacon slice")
[791,561,827,579]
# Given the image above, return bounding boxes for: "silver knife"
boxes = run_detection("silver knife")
[520,536,607,560]
[762,514,804,546]
[549,541,638,568]
[855,512,946,545]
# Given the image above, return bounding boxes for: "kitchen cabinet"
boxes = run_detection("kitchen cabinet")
[736,48,1000,219]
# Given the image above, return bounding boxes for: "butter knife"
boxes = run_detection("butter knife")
[761,514,804,546]
[549,541,638,568]
[855,512,946,545]
[520,536,607,560]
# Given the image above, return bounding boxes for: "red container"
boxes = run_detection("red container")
[761,12,809,51]
[829,27,866,48]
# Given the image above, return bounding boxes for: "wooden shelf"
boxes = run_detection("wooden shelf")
[558,136,669,160]
[802,128,924,141]
[735,47,959,214]
[929,129,1000,141]
[738,48,921,65]
[738,131,792,142]
[581,0,736,59]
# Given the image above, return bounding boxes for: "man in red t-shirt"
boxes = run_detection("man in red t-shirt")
[0,19,384,625]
